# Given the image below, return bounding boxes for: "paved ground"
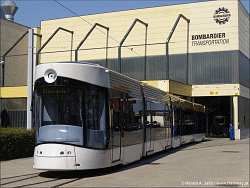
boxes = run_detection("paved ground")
[1,138,249,187]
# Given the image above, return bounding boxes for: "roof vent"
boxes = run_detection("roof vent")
[1,0,18,21]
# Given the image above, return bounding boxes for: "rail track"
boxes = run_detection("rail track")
[0,166,122,188]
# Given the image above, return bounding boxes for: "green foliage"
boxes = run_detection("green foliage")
[0,128,35,160]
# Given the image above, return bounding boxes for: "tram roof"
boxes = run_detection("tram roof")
[108,66,204,112]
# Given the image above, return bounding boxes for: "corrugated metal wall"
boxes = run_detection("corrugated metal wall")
[189,51,239,85]
[170,54,187,84]
[91,50,242,86]
[121,57,145,81]
[238,96,250,129]
[239,51,250,88]
[146,55,167,81]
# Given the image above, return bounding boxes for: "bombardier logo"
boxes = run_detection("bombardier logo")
[213,7,231,24]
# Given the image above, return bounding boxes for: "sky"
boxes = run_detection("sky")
[1,0,250,28]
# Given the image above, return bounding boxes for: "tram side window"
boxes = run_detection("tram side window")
[163,106,171,128]
[146,101,167,128]
[164,106,171,138]
[202,113,206,133]
[124,96,143,146]
[125,98,142,131]
[113,102,122,131]
[146,102,152,127]
[174,108,181,136]
[84,89,107,149]
[182,110,194,135]
[34,93,41,130]
[111,95,124,131]
[196,112,203,133]
[151,102,166,128]
[85,90,106,130]
[112,95,142,132]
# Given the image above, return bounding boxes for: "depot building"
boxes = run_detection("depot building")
[1,0,249,139]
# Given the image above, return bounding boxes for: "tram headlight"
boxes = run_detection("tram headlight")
[44,69,57,83]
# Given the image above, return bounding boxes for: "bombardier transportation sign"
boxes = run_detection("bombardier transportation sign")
[191,7,230,47]
[192,33,229,46]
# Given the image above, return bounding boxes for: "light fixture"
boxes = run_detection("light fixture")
[44,69,57,83]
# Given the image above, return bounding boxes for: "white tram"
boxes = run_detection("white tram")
[33,62,205,170]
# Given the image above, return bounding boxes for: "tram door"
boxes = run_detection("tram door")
[172,107,181,148]
[145,101,154,153]
[110,98,122,163]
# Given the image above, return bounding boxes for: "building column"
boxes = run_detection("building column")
[27,29,34,130]
[233,96,240,140]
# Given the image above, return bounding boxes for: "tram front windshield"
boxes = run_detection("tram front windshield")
[34,85,107,149]
[42,87,82,126]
